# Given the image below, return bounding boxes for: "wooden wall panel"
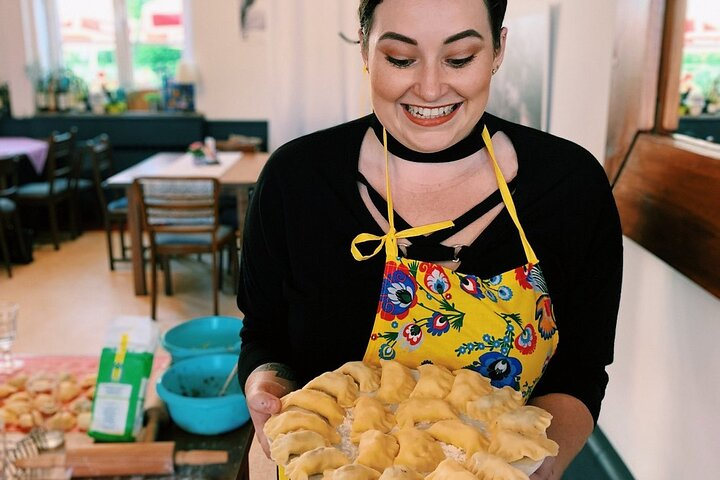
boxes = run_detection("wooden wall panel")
[604,0,665,183]
[613,133,720,297]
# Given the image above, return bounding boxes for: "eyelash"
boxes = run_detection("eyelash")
[384,54,477,69]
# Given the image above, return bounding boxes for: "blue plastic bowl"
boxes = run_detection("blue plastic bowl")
[156,353,249,435]
[161,316,243,363]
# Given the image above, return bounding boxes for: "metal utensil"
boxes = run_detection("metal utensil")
[218,363,238,397]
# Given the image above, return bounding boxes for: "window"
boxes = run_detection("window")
[39,0,185,96]
[679,0,720,117]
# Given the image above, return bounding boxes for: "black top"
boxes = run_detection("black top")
[237,113,623,423]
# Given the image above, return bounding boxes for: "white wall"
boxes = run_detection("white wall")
[0,0,36,117]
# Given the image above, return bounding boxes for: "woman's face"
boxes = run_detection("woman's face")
[363,0,505,153]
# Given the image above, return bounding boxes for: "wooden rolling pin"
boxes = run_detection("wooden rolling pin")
[14,441,228,477]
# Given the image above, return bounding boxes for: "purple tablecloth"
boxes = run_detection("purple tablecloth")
[0,137,49,175]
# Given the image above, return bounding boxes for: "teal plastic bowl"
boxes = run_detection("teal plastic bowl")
[156,353,249,435]
[161,316,243,362]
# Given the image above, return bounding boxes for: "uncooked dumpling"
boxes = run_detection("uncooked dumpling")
[270,430,329,465]
[355,430,399,472]
[378,466,423,480]
[285,446,350,480]
[425,459,478,479]
[351,396,395,442]
[336,361,381,392]
[444,368,493,413]
[425,419,489,455]
[490,405,552,436]
[392,427,445,474]
[281,389,346,426]
[264,410,341,444]
[467,386,523,423]
[375,360,416,404]
[488,429,559,463]
[322,464,381,479]
[304,371,359,407]
[410,364,454,399]
[394,398,457,428]
[465,451,530,480]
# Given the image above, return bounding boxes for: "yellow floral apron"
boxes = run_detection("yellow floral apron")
[352,126,559,399]
[277,127,558,479]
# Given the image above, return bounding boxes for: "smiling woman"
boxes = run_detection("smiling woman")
[237,1,623,479]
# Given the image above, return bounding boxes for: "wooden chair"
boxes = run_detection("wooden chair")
[0,156,29,277]
[81,134,130,271]
[16,128,79,250]
[134,177,238,319]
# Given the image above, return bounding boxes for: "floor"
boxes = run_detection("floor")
[0,229,276,479]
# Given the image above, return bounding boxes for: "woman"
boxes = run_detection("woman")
[238,1,622,478]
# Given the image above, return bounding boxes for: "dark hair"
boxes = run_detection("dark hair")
[359,0,507,52]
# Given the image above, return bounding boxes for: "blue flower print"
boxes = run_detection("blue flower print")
[460,275,486,300]
[378,262,418,321]
[471,352,522,389]
[426,312,451,336]
[488,275,502,285]
[498,286,513,301]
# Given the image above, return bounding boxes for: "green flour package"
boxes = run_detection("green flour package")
[89,316,159,442]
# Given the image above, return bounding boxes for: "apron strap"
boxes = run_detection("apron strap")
[481,126,538,264]
[352,125,537,265]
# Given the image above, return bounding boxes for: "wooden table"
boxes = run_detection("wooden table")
[106,151,270,295]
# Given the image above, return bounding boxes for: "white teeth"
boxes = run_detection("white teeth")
[406,104,457,119]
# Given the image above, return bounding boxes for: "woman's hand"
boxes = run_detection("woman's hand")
[244,363,297,457]
[530,455,557,480]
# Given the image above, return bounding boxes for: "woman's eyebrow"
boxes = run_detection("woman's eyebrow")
[378,31,418,45]
[444,29,483,44]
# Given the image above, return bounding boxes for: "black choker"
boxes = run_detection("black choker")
[370,114,486,163]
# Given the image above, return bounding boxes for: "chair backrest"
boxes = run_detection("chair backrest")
[82,134,114,208]
[0,156,20,198]
[134,177,221,238]
[45,127,78,189]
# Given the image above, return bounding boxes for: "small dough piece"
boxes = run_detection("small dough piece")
[467,386,523,424]
[491,406,552,436]
[355,430,399,472]
[322,464,381,479]
[426,419,489,455]
[378,466,424,480]
[410,364,454,399]
[281,389,346,426]
[270,430,329,465]
[0,383,18,398]
[46,411,77,431]
[392,427,445,474]
[375,360,416,404]
[465,451,530,480]
[264,410,341,444]
[76,411,92,431]
[7,391,31,403]
[336,362,381,392]
[304,372,359,408]
[445,368,493,413]
[57,380,82,402]
[7,373,28,389]
[425,459,479,480]
[488,430,559,463]
[285,446,349,480]
[351,396,395,442]
[33,393,60,415]
[4,400,31,416]
[395,398,457,428]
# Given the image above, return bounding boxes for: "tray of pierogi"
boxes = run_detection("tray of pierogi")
[265,359,559,480]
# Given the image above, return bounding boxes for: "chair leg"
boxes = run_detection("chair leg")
[12,211,29,262]
[119,221,128,260]
[211,248,219,315]
[150,249,158,320]
[48,203,60,250]
[104,219,115,271]
[162,256,173,296]
[0,219,12,278]
[69,193,80,239]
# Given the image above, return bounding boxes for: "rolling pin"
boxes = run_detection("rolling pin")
[14,441,228,477]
